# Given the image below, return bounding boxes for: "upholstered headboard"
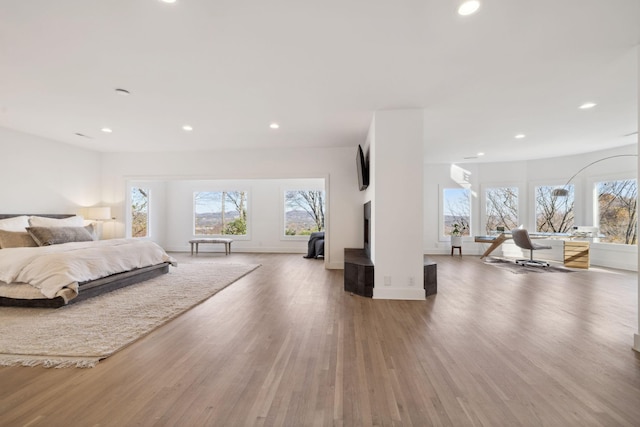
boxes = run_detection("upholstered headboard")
[0,214,76,220]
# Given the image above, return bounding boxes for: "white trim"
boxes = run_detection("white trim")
[634,334,640,353]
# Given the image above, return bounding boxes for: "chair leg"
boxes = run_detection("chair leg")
[515,249,549,267]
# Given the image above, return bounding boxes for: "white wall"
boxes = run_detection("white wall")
[424,144,638,271]
[124,178,325,254]
[101,146,361,269]
[0,127,102,214]
[635,46,640,354]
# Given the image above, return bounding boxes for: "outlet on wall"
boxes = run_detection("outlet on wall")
[384,276,391,286]
[408,276,415,286]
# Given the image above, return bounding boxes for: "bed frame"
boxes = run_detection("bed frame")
[0,214,171,308]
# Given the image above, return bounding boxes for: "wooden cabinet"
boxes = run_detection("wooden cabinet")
[564,241,590,269]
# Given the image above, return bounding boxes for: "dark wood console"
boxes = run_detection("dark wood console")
[344,248,374,297]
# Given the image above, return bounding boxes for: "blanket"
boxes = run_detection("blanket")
[0,239,176,299]
[303,232,325,259]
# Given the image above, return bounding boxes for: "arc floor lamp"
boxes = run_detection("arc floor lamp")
[552,154,638,197]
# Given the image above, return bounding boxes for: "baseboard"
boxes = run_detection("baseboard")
[373,287,425,300]
[634,334,640,353]
[423,247,485,256]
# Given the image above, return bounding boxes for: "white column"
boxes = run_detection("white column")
[369,109,425,300]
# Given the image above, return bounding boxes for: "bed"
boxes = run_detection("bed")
[0,214,176,308]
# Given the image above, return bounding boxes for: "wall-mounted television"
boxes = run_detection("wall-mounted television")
[356,144,369,191]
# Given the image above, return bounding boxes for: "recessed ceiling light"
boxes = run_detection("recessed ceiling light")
[579,102,597,109]
[182,125,193,132]
[269,123,280,129]
[101,127,113,133]
[458,1,480,16]
[160,0,177,3]
[115,88,130,96]
[477,152,485,156]
[515,134,526,139]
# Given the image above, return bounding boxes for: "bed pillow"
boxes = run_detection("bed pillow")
[28,215,85,228]
[26,226,95,246]
[0,229,38,248]
[0,215,30,232]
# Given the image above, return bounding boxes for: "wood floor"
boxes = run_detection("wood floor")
[1,253,639,426]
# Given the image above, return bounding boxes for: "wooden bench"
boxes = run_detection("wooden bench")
[189,238,233,255]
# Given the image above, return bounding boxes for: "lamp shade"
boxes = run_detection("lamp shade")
[87,207,111,220]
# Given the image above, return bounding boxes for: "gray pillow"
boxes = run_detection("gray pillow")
[0,229,38,248]
[26,226,95,246]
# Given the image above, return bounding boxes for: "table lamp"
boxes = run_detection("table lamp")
[87,207,112,239]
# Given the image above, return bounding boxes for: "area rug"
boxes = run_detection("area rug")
[0,262,259,368]
[484,257,575,274]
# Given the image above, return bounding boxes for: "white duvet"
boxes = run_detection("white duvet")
[0,239,176,300]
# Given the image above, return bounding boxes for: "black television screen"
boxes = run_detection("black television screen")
[356,145,369,191]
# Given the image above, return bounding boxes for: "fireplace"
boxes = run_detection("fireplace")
[343,201,374,297]
[363,201,371,259]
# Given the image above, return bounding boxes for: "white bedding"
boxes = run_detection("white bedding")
[0,239,176,300]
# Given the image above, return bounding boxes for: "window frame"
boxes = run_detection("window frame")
[482,184,520,234]
[192,190,250,238]
[440,186,472,240]
[129,186,151,239]
[281,188,326,241]
[533,183,575,233]
[592,176,638,245]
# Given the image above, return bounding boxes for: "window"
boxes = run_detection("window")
[284,190,325,236]
[194,191,248,236]
[485,186,518,233]
[131,187,149,238]
[443,188,471,236]
[597,179,637,244]
[535,185,574,232]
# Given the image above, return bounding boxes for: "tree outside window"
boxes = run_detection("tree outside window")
[443,188,471,236]
[194,191,248,236]
[131,187,149,238]
[284,190,325,236]
[597,179,637,244]
[485,187,518,233]
[535,185,574,232]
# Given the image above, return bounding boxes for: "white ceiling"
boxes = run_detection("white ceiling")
[0,0,638,163]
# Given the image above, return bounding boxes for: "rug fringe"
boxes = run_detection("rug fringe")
[0,355,99,368]
[0,263,261,368]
